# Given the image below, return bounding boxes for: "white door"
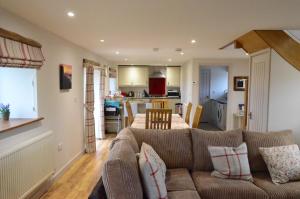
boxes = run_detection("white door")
[248,49,271,131]
[199,68,211,122]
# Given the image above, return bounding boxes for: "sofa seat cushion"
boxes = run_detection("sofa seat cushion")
[253,172,300,199]
[192,171,268,199]
[166,168,196,191]
[130,128,193,169]
[168,191,201,199]
[243,130,294,172]
[191,129,243,171]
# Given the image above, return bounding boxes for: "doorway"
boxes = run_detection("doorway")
[199,66,229,131]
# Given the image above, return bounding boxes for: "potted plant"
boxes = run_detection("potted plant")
[0,104,10,121]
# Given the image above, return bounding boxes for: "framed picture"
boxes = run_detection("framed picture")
[59,64,72,89]
[234,76,248,91]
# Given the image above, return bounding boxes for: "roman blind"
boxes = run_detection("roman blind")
[0,27,45,68]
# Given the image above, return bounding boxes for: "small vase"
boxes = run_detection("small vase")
[2,112,10,121]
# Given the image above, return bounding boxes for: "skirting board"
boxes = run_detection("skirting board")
[52,149,85,181]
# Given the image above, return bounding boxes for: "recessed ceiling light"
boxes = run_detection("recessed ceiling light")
[180,52,184,55]
[191,39,196,44]
[67,11,75,17]
[168,58,172,62]
[100,39,105,43]
[115,51,120,55]
[124,58,128,61]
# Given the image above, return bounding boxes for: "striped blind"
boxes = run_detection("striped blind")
[0,28,45,68]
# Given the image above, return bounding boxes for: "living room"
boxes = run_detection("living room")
[1,1,300,199]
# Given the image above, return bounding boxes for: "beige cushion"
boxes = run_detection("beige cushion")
[130,128,193,169]
[166,168,196,191]
[243,130,294,172]
[110,128,139,153]
[208,143,253,181]
[259,144,300,184]
[191,129,243,171]
[102,140,143,199]
[168,191,201,199]
[254,172,300,199]
[139,143,167,199]
[192,171,268,199]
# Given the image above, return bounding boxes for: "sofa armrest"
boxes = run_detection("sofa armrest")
[88,177,107,199]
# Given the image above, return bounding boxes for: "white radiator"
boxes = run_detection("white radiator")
[0,131,54,199]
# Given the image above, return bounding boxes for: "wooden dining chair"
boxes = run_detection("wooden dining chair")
[125,101,134,127]
[185,102,192,125]
[146,109,172,129]
[192,105,203,128]
[151,99,168,109]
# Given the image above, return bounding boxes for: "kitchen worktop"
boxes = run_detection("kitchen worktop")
[125,96,181,100]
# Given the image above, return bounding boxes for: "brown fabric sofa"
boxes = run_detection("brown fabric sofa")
[100,128,300,199]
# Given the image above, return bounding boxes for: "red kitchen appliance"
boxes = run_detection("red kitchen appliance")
[149,78,166,96]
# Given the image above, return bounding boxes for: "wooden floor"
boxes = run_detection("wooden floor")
[41,134,115,199]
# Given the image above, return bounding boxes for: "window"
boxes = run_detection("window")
[0,67,38,118]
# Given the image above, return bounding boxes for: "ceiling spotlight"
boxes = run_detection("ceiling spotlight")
[100,39,105,43]
[180,52,184,55]
[124,58,128,61]
[115,51,120,55]
[191,39,196,44]
[168,58,172,62]
[245,52,249,56]
[67,11,75,17]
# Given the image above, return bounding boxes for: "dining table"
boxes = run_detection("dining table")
[131,113,190,129]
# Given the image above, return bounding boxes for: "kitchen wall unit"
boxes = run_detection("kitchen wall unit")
[118,66,149,87]
[167,66,180,87]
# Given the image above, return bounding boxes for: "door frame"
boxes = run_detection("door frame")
[247,48,271,131]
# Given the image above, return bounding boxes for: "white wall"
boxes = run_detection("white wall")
[0,68,37,118]
[181,58,249,129]
[268,50,300,144]
[208,66,228,100]
[0,8,111,177]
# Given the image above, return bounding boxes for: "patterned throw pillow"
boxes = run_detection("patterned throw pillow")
[208,143,253,181]
[139,143,167,199]
[259,144,300,184]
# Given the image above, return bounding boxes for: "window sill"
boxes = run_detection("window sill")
[0,117,44,133]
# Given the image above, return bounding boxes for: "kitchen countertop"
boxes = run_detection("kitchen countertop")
[125,96,181,99]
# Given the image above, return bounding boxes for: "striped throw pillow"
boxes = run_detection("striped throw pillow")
[139,143,167,199]
[208,143,253,181]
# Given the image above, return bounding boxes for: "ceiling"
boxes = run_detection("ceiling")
[1,0,300,65]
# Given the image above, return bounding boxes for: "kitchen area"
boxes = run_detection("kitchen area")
[104,65,181,133]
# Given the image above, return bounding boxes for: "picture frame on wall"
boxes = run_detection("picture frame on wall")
[59,64,72,89]
[234,76,248,91]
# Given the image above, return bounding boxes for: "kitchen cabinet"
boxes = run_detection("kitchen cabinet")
[167,66,180,87]
[118,66,148,87]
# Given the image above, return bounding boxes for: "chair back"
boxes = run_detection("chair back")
[125,101,134,126]
[151,99,168,109]
[185,102,192,125]
[192,105,203,128]
[146,109,172,129]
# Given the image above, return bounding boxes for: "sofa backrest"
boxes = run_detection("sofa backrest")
[110,127,140,153]
[130,128,194,170]
[102,140,143,199]
[243,129,295,172]
[191,128,243,171]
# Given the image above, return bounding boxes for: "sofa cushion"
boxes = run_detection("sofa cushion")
[253,172,300,199]
[110,128,139,153]
[168,191,201,199]
[192,171,269,199]
[243,130,294,172]
[139,143,167,199]
[102,140,143,199]
[166,168,196,191]
[191,129,243,171]
[130,128,193,169]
